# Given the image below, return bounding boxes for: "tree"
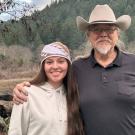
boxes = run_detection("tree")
[0,0,14,12]
[0,0,34,21]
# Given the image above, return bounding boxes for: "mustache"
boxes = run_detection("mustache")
[96,38,112,44]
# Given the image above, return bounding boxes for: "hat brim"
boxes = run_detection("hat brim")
[76,15,131,31]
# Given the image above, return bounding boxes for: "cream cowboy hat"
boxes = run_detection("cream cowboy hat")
[76,4,131,31]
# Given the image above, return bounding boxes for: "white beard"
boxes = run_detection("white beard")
[94,38,113,55]
[95,46,112,55]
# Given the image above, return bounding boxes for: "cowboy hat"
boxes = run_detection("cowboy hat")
[76,4,131,31]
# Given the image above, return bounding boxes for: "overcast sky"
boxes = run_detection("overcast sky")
[31,0,52,10]
[0,0,54,21]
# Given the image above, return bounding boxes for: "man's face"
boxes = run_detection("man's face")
[87,24,119,55]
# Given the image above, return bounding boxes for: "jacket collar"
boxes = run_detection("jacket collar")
[90,46,122,68]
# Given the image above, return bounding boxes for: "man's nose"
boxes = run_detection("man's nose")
[100,31,108,37]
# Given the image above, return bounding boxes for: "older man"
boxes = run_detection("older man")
[73,4,134,135]
[13,4,135,135]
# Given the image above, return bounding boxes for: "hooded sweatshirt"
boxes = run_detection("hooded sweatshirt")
[8,82,67,135]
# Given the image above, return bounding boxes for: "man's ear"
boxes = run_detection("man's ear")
[118,32,120,39]
[117,29,121,39]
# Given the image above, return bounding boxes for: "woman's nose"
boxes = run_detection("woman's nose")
[52,62,58,68]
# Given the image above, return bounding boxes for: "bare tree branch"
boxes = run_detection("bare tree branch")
[0,0,35,21]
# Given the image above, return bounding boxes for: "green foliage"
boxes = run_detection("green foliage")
[0,0,135,50]
[120,32,128,45]
[127,16,135,42]
[0,54,7,61]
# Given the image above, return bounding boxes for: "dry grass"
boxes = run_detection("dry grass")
[0,78,31,94]
[0,67,39,80]
[0,67,38,95]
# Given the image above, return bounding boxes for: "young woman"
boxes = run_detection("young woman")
[8,42,84,135]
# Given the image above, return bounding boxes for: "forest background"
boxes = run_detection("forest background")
[0,0,135,93]
[1,0,135,133]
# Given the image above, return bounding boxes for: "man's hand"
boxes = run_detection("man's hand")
[13,81,31,104]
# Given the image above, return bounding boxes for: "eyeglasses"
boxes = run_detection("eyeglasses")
[89,27,118,34]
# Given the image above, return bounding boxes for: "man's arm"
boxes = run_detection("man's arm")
[13,81,30,104]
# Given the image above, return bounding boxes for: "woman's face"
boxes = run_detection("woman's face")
[44,56,68,87]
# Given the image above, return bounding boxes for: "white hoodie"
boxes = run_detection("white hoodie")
[8,82,67,135]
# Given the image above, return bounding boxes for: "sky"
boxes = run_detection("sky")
[32,0,53,10]
[0,0,54,21]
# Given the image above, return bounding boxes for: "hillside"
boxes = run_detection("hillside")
[0,0,135,49]
[0,0,135,88]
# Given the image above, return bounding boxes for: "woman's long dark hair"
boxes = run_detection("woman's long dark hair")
[64,62,85,135]
[30,61,85,135]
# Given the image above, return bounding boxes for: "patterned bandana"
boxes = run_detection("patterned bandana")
[41,42,71,64]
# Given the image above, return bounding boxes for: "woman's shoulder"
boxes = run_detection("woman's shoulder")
[24,84,37,90]
[24,85,40,94]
